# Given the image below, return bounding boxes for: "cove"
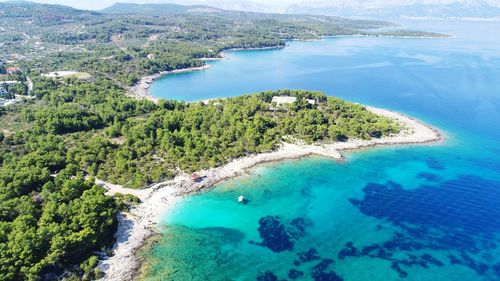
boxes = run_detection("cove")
[141,20,500,281]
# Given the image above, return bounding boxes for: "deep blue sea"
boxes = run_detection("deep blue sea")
[142,20,500,281]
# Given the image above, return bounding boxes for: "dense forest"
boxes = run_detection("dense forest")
[0,2,410,280]
[0,2,446,87]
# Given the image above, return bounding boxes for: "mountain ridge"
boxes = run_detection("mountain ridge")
[99,2,224,15]
[285,0,500,19]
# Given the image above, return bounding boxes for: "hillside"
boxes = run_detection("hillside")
[0,1,99,24]
[2,1,430,88]
[131,0,277,13]
[100,2,223,15]
[98,2,394,24]
[285,0,500,20]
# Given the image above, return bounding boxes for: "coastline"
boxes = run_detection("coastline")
[126,65,213,103]
[126,45,290,103]
[126,46,285,103]
[98,106,443,281]
[323,34,452,39]
[221,45,286,52]
[125,32,447,104]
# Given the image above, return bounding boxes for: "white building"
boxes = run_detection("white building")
[306,99,316,105]
[271,96,297,106]
[0,81,19,86]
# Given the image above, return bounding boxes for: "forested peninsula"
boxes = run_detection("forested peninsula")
[0,81,403,280]
[0,2,445,280]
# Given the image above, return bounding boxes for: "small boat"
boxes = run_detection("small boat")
[238,195,245,203]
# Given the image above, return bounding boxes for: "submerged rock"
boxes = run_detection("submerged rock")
[449,254,489,275]
[391,261,408,278]
[312,271,343,281]
[289,217,312,239]
[256,216,294,252]
[338,242,360,259]
[251,215,313,253]
[347,176,500,278]
[313,258,334,273]
[421,254,444,267]
[257,271,278,281]
[297,248,321,263]
[288,269,304,279]
[311,259,343,281]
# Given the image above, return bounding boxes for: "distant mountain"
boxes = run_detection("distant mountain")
[97,2,397,29]
[0,1,98,25]
[163,0,277,13]
[285,0,500,20]
[99,2,224,15]
[97,0,276,14]
[201,0,274,13]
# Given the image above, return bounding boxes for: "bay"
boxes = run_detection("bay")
[142,20,500,281]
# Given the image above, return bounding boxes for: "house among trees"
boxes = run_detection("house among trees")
[0,81,20,86]
[270,94,321,111]
[270,96,298,110]
[6,67,21,74]
[271,96,297,105]
[306,99,316,105]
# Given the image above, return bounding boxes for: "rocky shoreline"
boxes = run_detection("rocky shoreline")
[126,65,213,103]
[97,106,443,281]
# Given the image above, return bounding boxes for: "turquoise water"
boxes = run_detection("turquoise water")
[143,20,500,281]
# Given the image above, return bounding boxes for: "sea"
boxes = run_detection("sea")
[140,20,500,281]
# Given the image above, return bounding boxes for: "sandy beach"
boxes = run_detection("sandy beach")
[126,65,213,103]
[98,106,443,281]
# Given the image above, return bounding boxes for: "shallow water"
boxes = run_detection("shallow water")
[142,20,500,281]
